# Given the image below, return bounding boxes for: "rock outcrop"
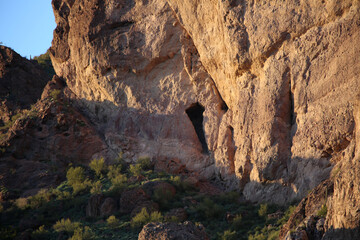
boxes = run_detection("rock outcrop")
[50,0,360,237]
[138,221,209,240]
[0,52,106,197]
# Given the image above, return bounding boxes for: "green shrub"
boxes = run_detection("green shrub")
[248,231,266,240]
[196,197,224,219]
[89,158,106,177]
[66,167,90,194]
[137,157,151,170]
[111,174,127,189]
[53,218,81,233]
[107,165,122,180]
[131,207,163,228]
[28,188,53,208]
[217,191,240,205]
[268,230,280,240]
[15,197,28,209]
[90,181,102,194]
[220,230,237,240]
[31,225,50,240]
[107,215,119,228]
[33,50,55,77]
[258,204,268,217]
[317,204,327,218]
[0,227,17,240]
[153,188,174,209]
[230,214,242,229]
[49,89,61,101]
[129,164,142,177]
[277,205,296,225]
[69,226,93,240]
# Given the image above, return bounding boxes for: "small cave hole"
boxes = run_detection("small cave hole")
[220,100,229,112]
[185,102,209,154]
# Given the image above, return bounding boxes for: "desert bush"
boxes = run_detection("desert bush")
[28,188,53,208]
[258,204,268,217]
[220,230,237,240]
[131,207,163,228]
[0,227,17,240]
[31,225,50,240]
[129,164,142,177]
[195,197,224,219]
[107,215,119,228]
[217,191,240,205]
[137,157,152,170]
[89,158,106,178]
[107,165,122,180]
[33,50,55,77]
[53,218,81,233]
[111,174,127,189]
[230,214,242,229]
[317,204,327,218]
[277,205,296,225]
[248,231,266,240]
[69,226,93,240]
[49,89,61,101]
[66,166,90,194]
[153,187,174,209]
[15,197,28,209]
[90,181,102,194]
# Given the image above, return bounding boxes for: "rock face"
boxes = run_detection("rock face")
[0,46,51,124]
[138,221,209,240]
[0,72,106,197]
[50,0,360,232]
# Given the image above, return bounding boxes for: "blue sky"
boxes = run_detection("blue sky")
[0,0,56,58]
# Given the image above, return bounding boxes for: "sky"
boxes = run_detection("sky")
[0,0,56,58]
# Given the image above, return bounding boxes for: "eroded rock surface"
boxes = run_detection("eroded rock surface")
[138,221,209,240]
[50,0,360,221]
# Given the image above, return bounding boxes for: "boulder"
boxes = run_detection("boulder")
[119,188,150,214]
[165,208,188,222]
[86,194,104,217]
[138,221,209,240]
[100,197,117,217]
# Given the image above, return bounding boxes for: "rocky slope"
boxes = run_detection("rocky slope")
[49,0,360,238]
[0,46,107,199]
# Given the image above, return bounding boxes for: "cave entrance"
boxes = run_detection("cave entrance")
[186,102,209,154]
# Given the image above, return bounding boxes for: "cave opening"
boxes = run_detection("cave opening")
[185,102,209,154]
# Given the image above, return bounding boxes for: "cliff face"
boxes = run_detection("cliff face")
[50,0,360,208]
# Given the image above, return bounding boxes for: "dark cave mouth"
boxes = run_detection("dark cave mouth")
[185,102,209,154]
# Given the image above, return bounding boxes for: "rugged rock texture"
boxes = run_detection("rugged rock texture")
[0,74,107,198]
[51,0,360,203]
[50,1,360,237]
[0,46,51,123]
[138,221,209,240]
[50,0,229,182]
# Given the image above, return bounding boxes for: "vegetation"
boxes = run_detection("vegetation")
[33,50,56,78]
[131,207,163,229]
[317,204,327,218]
[89,158,106,178]
[0,153,298,240]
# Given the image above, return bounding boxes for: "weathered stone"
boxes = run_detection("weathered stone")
[119,188,150,214]
[284,230,309,240]
[165,208,188,222]
[86,194,104,217]
[138,221,209,240]
[49,0,360,238]
[100,197,117,217]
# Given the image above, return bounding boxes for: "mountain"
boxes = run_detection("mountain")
[1,0,360,239]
